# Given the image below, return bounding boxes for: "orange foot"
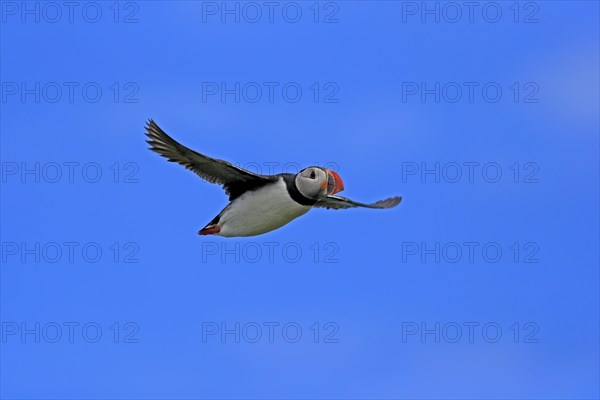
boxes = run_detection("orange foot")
[198,226,221,235]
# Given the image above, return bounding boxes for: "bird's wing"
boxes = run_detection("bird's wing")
[145,119,276,200]
[314,195,402,210]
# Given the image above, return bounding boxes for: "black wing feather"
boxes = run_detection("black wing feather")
[145,119,276,200]
[314,195,402,210]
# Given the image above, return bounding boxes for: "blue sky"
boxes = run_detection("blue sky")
[1,1,599,399]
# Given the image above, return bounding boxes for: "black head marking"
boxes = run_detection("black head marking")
[280,174,318,206]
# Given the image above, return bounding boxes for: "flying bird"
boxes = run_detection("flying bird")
[145,120,401,237]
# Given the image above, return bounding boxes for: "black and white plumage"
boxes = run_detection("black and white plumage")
[145,119,402,237]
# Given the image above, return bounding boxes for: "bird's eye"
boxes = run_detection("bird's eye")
[309,170,316,179]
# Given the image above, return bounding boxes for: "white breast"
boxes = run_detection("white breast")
[217,177,311,237]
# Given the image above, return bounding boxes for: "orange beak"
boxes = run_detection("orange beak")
[325,169,344,195]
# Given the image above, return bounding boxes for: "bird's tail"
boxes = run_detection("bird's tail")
[198,215,221,235]
[198,224,221,235]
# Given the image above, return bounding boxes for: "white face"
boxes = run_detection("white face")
[295,167,328,200]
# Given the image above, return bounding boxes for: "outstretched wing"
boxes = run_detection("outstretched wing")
[145,119,276,200]
[314,195,402,210]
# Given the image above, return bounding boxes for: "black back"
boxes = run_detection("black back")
[227,177,278,201]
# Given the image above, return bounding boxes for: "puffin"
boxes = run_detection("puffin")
[145,120,402,237]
